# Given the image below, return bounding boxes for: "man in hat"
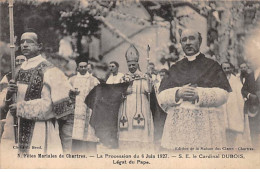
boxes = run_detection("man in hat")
[118,44,154,151]
[158,29,231,149]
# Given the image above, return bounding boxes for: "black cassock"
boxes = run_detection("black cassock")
[159,53,231,93]
[157,53,232,148]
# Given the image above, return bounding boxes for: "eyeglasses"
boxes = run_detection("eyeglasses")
[223,67,230,69]
[20,39,37,44]
[15,59,25,63]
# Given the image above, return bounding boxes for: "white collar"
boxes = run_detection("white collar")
[77,72,90,78]
[254,68,260,80]
[27,54,42,63]
[21,54,43,69]
[186,52,200,61]
[128,69,141,75]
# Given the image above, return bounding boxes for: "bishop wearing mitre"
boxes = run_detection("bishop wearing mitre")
[118,44,154,152]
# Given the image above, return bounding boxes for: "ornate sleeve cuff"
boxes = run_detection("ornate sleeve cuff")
[53,97,75,119]
[158,87,182,111]
[17,98,52,120]
[197,87,228,107]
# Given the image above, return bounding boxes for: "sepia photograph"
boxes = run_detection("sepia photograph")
[0,0,260,169]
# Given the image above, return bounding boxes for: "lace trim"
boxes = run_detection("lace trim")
[161,107,225,149]
[53,97,75,119]
[17,61,54,152]
[199,89,217,107]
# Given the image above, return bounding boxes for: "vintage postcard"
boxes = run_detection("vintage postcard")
[0,0,260,169]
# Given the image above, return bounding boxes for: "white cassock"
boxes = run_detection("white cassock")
[69,72,99,142]
[106,72,124,84]
[223,74,251,146]
[1,55,73,156]
[118,70,154,150]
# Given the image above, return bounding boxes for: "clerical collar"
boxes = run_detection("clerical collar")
[27,54,42,63]
[185,52,200,61]
[129,69,141,75]
[77,72,90,77]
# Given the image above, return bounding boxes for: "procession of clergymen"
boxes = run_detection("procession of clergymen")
[0,1,260,168]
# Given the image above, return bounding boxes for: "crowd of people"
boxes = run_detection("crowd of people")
[0,27,259,157]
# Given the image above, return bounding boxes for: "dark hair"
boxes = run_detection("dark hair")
[75,57,88,67]
[149,62,155,66]
[160,68,169,75]
[221,62,231,68]
[110,61,119,68]
[87,63,94,69]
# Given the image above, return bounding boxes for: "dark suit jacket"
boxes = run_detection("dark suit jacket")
[240,72,248,85]
[242,72,260,114]
[242,72,258,97]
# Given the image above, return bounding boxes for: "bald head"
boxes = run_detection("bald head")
[21,32,39,44]
[180,30,202,42]
[20,32,41,59]
[180,29,202,56]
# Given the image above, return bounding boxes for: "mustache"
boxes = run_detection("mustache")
[225,71,231,74]
[184,46,194,50]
